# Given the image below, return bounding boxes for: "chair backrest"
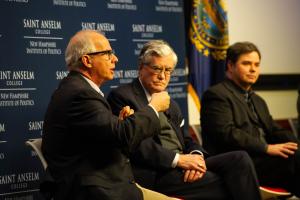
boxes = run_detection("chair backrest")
[25,138,48,170]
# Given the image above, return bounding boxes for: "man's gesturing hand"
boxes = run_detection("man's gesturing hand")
[119,106,134,120]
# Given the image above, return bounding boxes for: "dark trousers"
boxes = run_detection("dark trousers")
[155,151,261,200]
[252,149,300,197]
[41,173,143,200]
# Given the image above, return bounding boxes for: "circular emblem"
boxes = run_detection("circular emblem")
[190,0,229,60]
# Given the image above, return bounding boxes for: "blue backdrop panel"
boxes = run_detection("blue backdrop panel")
[0,0,187,199]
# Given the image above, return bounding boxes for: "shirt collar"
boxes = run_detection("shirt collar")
[138,78,151,102]
[81,75,104,97]
[226,78,253,102]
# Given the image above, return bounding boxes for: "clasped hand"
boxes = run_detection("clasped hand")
[177,154,207,183]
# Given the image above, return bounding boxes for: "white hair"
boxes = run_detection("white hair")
[138,40,178,67]
[64,30,102,70]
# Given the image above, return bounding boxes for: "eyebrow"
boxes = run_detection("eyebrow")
[151,65,173,69]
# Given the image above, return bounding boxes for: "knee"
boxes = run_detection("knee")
[232,151,254,169]
[231,150,250,159]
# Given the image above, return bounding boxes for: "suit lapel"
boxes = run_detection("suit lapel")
[251,95,267,126]
[163,109,185,147]
[132,79,150,107]
[70,71,111,109]
[170,121,185,148]
[132,79,186,147]
[223,80,258,123]
[98,93,111,109]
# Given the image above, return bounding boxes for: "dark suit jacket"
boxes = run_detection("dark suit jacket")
[297,85,300,136]
[201,78,297,156]
[42,71,160,200]
[107,78,206,189]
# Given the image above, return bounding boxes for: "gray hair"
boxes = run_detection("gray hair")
[138,40,178,67]
[65,30,101,70]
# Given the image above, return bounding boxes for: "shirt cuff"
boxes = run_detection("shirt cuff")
[190,150,204,157]
[171,153,180,168]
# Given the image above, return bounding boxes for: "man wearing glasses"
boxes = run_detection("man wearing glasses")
[42,30,179,200]
[107,40,262,200]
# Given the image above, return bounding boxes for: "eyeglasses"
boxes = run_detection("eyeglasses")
[86,49,115,60]
[146,64,174,75]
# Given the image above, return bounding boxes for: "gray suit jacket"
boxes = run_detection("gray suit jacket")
[107,78,206,188]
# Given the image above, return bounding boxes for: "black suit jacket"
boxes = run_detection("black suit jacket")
[42,71,160,200]
[107,78,206,189]
[201,79,297,155]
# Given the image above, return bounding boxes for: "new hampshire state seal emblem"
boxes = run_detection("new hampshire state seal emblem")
[190,0,229,60]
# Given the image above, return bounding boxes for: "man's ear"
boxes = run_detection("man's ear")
[81,55,93,68]
[227,61,234,72]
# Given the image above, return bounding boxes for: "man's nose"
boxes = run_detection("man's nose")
[158,71,166,79]
[249,64,257,71]
[112,54,118,63]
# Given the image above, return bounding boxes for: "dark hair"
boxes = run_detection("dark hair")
[226,42,261,70]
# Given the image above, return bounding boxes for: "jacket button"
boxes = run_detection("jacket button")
[126,159,130,163]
